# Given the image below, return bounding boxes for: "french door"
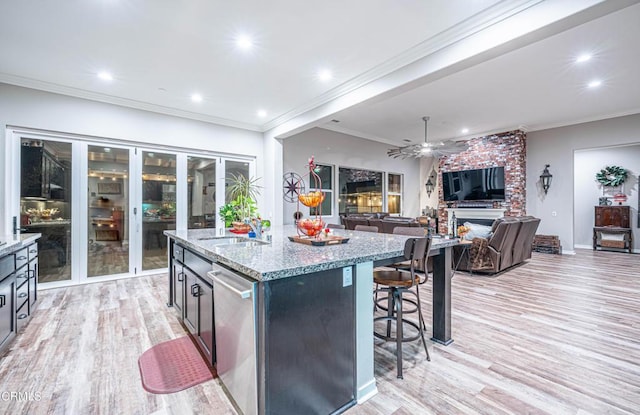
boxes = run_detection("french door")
[8,129,255,288]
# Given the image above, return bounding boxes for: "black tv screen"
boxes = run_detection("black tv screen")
[442,167,505,201]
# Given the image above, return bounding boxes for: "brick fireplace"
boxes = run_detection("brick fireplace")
[438,130,526,234]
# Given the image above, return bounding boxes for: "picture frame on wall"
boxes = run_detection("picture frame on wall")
[97,182,122,194]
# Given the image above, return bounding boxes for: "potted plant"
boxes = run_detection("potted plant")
[227,173,261,231]
[219,203,238,228]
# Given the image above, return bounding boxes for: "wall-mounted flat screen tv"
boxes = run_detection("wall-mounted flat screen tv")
[442,167,505,201]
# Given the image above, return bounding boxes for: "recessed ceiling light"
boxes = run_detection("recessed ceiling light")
[318,69,333,82]
[576,54,592,63]
[103,147,111,152]
[588,80,602,88]
[257,109,267,118]
[191,93,203,103]
[236,35,253,50]
[461,128,469,134]
[98,71,113,81]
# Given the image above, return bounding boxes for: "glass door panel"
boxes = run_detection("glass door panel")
[225,160,250,203]
[87,145,130,277]
[20,139,72,283]
[187,156,217,228]
[142,151,176,271]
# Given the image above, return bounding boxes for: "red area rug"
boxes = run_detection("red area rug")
[138,336,214,394]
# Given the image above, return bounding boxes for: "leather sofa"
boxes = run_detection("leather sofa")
[454,216,541,274]
[341,214,419,233]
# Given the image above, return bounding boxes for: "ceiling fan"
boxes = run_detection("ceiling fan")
[387,116,469,159]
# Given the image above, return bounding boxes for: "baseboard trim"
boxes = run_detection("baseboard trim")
[357,380,378,404]
[562,250,576,255]
[574,245,639,254]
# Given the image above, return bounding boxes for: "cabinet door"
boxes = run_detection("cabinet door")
[197,282,214,366]
[0,276,15,349]
[183,268,199,336]
[28,258,38,311]
[172,262,184,316]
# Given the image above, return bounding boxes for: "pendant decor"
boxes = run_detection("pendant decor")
[295,157,326,237]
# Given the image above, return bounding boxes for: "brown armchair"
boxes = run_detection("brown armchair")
[455,216,540,274]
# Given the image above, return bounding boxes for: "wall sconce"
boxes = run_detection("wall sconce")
[425,178,435,197]
[540,164,553,194]
[425,167,437,198]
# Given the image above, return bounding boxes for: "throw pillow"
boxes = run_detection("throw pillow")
[463,222,493,241]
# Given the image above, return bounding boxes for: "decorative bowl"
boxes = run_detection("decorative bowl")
[298,191,325,208]
[297,218,325,236]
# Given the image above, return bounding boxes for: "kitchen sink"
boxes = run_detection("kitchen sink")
[197,236,269,247]
[197,236,247,243]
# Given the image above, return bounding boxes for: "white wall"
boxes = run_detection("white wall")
[0,83,263,234]
[526,113,640,253]
[574,145,639,249]
[282,128,421,225]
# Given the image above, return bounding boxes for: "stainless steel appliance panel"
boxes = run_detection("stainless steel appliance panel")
[211,264,257,415]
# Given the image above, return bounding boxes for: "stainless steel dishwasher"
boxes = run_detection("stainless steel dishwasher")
[209,263,258,415]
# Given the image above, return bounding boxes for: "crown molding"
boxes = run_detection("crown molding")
[317,125,399,147]
[0,74,262,132]
[525,109,640,133]
[262,0,544,132]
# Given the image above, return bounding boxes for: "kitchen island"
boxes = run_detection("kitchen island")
[165,226,458,415]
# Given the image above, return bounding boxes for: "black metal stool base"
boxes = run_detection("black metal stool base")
[373,286,430,379]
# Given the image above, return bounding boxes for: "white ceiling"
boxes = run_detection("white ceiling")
[1,1,639,143]
[323,1,640,145]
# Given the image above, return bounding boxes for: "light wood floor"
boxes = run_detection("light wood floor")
[1,249,638,414]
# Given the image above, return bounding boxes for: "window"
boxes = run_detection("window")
[338,168,383,215]
[310,163,333,216]
[387,173,403,215]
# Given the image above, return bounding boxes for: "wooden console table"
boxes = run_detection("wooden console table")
[593,205,632,253]
[593,227,633,253]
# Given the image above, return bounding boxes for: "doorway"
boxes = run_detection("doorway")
[10,129,254,288]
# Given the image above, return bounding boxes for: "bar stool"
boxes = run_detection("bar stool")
[327,223,345,229]
[374,227,429,314]
[354,225,379,233]
[374,237,431,379]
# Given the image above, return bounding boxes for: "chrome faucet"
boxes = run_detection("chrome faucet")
[245,218,262,239]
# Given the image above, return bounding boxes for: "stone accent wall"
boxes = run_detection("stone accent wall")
[438,130,526,234]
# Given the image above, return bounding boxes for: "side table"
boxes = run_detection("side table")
[453,239,473,276]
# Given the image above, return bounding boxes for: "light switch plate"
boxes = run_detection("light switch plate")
[343,267,353,287]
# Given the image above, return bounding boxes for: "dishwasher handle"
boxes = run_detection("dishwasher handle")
[209,271,253,299]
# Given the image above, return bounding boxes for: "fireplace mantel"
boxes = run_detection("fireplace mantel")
[445,208,506,233]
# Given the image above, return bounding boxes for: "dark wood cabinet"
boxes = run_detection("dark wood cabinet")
[21,146,66,200]
[593,206,632,253]
[168,242,215,366]
[171,261,184,316]
[183,267,199,335]
[595,205,630,227]
[0,240,39,355]
[0,255,16,352]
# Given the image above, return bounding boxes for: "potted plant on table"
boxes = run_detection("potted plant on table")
[226,173,261,232]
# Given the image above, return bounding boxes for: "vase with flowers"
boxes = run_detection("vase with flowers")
[457,225,470,240]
